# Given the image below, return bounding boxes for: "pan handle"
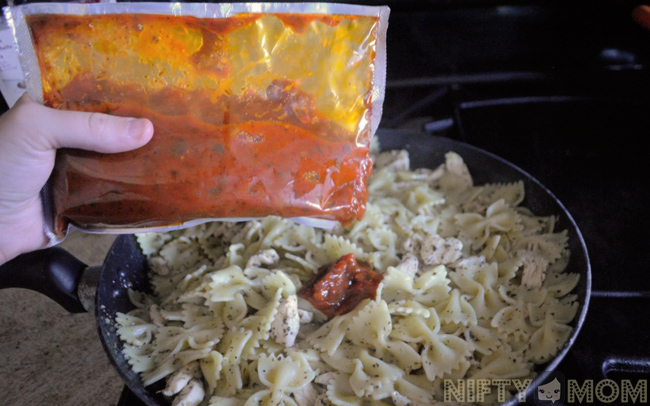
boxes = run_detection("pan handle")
[0,247,88,313]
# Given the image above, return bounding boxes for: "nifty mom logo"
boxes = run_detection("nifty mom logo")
[444,371,648,404]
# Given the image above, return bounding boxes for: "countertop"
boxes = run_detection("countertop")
[0,232,124,406]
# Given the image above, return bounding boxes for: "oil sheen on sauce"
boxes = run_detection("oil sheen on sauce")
[25,12,379,236]
[298,254,383,319]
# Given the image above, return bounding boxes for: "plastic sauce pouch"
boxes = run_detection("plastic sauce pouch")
[4,2,389,242]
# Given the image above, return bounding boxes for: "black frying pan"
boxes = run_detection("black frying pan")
[0,131,591,406]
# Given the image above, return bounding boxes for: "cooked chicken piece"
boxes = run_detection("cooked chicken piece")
[420,234,463,265]
[270,294,300,347]
[395,253,419,278]
[171,379,204,406]
[246,248,279,268]
[162,361,201,397]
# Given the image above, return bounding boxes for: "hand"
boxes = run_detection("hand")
[0,94,154,265]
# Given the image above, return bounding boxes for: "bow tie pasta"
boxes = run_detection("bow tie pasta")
[118,144,579,406]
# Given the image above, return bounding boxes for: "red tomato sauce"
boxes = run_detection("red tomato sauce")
[25,12,378,236]
[298,254,383,319]
[52,94,372,236]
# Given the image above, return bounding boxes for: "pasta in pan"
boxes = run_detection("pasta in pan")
[116,143,580,406]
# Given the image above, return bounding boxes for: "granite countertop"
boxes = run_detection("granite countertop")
[0,232,125,406]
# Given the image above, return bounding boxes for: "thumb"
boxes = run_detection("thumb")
[14,94,154,153]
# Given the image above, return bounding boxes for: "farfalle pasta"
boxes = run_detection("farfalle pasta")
[115,143,580,406]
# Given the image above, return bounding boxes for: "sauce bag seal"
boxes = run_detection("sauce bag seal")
[3,2,390,243]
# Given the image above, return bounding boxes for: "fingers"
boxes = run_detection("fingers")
[12,94,154,153]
